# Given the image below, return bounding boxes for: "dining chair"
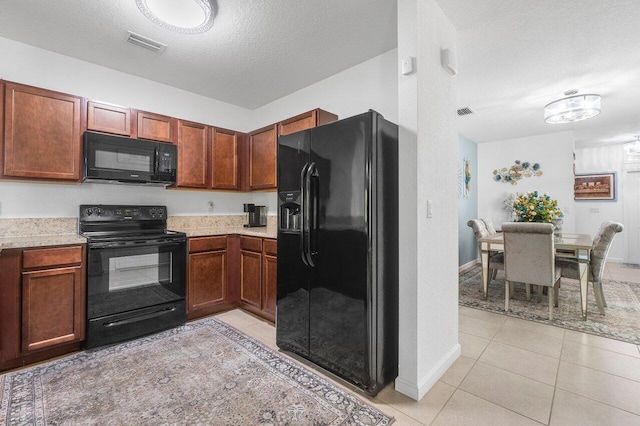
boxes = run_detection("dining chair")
[503,222,561,320]
[556,221,623,315]
[467,219,504,285]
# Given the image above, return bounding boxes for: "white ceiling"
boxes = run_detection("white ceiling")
[0,0,397,110]
[438,0,640,148]
[0,1,638,148]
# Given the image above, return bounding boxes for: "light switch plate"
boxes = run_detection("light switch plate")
[401,57,415,75]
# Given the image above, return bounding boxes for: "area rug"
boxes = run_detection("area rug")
[0,318,393,425]
[459,265,640,345]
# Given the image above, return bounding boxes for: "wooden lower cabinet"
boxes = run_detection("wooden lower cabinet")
[262,240,277,319]
[187,236,237,320]
[0,245,86,372]
[237,236,276,322]
[22,265,84,352]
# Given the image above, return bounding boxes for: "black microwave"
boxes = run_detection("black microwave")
[84,131,177,186]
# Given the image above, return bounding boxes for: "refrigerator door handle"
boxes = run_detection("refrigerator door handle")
[307,162,319,267]
[300,162,310,266]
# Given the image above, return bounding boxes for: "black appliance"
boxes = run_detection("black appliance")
[243,203,267,227]
[276,110,398,396]
[79,204,186,349]
[84,131,177,186]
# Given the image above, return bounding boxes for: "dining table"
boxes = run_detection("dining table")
[477,232,594,320]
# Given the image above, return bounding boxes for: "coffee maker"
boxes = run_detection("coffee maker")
[243,204,267,228]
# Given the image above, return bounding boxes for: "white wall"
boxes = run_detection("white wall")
[574,145,627,262]
[477,131,575,233]
[247,48,400,214]
[395,0,459,400]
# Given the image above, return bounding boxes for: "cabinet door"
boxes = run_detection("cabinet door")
[87,101,131,136]
[278,109,338,136]
[262,254,277,318]
[248,124,277,190]
[136,110,174,143]
[3,82,81,180]
[188,250,227,313]
[211,128,239,190]
[21,265,85,353]
[240,250,262,308]
[177,120,209,188]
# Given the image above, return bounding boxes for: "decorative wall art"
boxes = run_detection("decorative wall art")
[493,160,542,185]
[574,172,617,200]
[458,158,472,199]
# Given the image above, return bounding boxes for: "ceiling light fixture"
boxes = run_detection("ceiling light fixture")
[543,90,601,124]
[136,0,214,34]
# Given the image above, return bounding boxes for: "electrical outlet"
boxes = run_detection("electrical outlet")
[207,201,214,213]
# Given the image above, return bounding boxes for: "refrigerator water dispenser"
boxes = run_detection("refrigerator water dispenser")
[279,191,301,231]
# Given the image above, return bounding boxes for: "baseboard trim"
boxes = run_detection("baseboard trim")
[458,259,478,273]
[395,343,461,401]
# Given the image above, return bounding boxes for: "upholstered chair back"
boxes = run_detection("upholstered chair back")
[503,222,556,286]
[467,219,489,242]
[590,221,623,283]
[481,218,497,235]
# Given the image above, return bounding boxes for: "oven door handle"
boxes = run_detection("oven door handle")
[88,238,185,249]
[103,307,178,328]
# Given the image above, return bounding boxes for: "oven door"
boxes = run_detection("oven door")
[85,237,186,348]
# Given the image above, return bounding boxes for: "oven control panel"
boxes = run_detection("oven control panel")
[79,205,167,221]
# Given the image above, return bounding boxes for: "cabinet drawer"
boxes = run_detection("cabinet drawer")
[240,236,262,252]
[189,236,226,253]
[23,246,83,269]
[263,239,277,256]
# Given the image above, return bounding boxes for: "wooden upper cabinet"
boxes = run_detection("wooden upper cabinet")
[248,124,277,190]
[86,101,131,136]
[177,120,209,188]
[135,110,175,143]
[3,82,82,181]
[278,108,338,136]
[211,127,240,190]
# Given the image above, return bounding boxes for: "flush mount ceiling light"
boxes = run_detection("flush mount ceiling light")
[544,90,601,124]
[136,0,214,34]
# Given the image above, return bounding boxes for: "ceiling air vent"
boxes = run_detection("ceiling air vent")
[457,107,474,116]
[126,31,167,53]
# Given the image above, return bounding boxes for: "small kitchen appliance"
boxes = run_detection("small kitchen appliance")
[243,203,267,227]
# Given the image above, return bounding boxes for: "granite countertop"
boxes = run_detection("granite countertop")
[168,215,277,240]
[174,226,276,239]
[0,215,277,252]
[0,218,86,251]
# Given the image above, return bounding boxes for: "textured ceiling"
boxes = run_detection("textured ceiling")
[439,0,640,148]
[1,1,638,148]
[0,0,397,109]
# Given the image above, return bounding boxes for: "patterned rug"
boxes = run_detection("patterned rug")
[459,265,640,345]
[0,318,393,425]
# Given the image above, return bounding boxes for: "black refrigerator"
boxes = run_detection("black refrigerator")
[276,110,398,396]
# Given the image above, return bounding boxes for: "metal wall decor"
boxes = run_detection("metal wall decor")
[493,160,542,185]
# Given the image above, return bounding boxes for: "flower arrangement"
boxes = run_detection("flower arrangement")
[512,191,563,223]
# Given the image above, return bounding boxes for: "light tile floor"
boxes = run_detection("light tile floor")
[215,262,640,426]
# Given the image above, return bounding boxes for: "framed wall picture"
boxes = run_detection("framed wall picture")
[574,172,617,201]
